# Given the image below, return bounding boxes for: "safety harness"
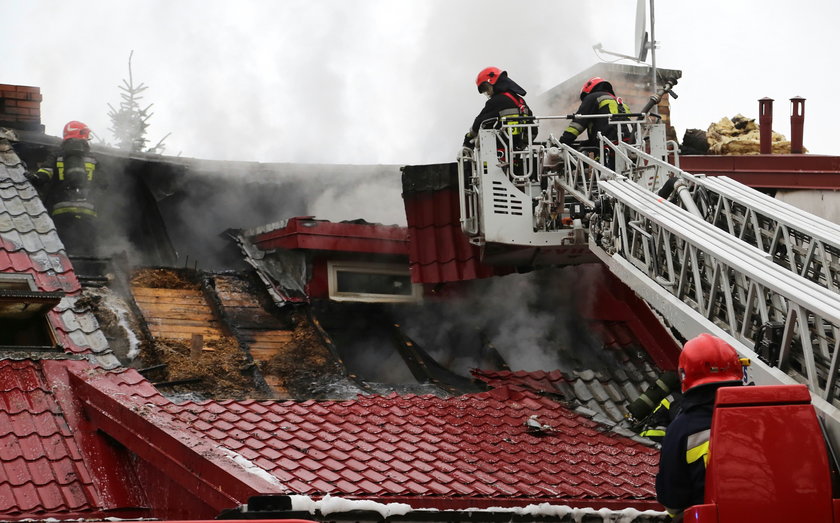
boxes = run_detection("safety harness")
[499,92,531,136]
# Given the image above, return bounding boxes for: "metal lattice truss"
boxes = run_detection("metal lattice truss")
[598,177,840,406]
[690,176,840,293]
[617,141,840,295]
[554,144,610,207]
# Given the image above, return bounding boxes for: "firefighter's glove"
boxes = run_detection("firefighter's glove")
[24,171,38,184]
[559,131,577,146]
[463,132,476,147]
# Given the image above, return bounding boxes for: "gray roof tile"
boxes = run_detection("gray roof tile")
[571,379,594,402]
[602,381,627,403]
[0,136,117,369]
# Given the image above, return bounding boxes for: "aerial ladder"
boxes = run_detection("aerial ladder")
[456,98,840,507]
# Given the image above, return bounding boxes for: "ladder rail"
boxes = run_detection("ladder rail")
[595,177,840,447]
[619,142,840,295]
[598,178,840,402]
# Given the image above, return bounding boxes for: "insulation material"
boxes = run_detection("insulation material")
[706,114,805,155]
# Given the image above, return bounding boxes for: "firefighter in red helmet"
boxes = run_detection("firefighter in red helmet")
[656,333,748,519]
[560,77,632,168]
[463,67,534,148]
[28,121,103,256]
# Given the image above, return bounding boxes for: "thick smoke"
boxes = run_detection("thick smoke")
[394,265,622,376]
[309,178,406,226]
[8,1,840,160]
[4,1,615,166]
[152,163,405,270]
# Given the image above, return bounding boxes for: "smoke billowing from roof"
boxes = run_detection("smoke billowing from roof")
[148,162,405,270]
[395,266,620,376]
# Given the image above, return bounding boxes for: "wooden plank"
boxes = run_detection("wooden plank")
[137,309,218,322]
[136,302,210,313]
[249,345,289,355]
[251,335,294,344]
[248,335,292,345]
[148,324,223,336]
[150,332,223,342]
[215,288,257,299]
[134,295,209,307]
[143,315,218,324]
[147,322,222,333]
[249,347,277,362]
[262,375,288,394]
[215,288,255,297]
[191,334,204,357]
[253,331,292,345]
[132,287,204,298]
[249,343,292,351]
[219,295,263,310]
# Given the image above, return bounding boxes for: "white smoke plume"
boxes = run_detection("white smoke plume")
[395,265,620,375]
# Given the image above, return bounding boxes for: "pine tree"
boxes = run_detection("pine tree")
[107,51,169,154]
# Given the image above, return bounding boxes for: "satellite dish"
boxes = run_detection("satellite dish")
[635,0,649,62]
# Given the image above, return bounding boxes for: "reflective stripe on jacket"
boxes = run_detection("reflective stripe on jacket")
[638,395,674,440]
[51,200,97,217]
[561,91,631,144]
[56,156,97,181]
[686,428,711,466]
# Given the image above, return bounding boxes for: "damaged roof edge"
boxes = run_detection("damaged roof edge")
[401,163,459,195]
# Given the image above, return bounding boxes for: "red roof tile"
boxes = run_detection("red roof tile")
[67,363,661,510]
[0,360,100,519]
[404,188,505,284]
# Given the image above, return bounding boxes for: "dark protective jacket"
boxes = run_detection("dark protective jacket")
[655,381,742,516]
[464,74,533,146]
[31,139,101,218]
[638,392,683,442]
[560,86,632,145]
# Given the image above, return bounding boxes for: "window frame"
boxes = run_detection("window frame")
[0,273,62,350]
[327,261,421,303]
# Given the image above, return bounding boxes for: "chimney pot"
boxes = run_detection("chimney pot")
[759,97,774,154]
[790,96,805,154]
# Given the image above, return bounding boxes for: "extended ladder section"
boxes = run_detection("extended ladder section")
[616,141,840,295]
[682,175,840,293]
[593,176,840,444]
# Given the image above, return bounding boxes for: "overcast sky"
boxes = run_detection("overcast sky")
[4,1,837,165]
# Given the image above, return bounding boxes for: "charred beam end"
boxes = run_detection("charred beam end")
[152,378,203,388]
[401,162,459,196]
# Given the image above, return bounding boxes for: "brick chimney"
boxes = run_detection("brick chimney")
[0,84,44,132]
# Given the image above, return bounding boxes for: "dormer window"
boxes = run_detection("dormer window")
[0,274,63,349]
[327,262,421,303]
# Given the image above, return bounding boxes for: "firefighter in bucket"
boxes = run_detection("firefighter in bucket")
[463,67,537,180]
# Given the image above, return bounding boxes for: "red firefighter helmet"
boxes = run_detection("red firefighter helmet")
[679,333,744,392]
[580,76,614,100]
[476,66,504,93]
[62,121,91,141]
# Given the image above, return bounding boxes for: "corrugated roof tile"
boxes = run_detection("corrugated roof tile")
[66,361,663,506]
